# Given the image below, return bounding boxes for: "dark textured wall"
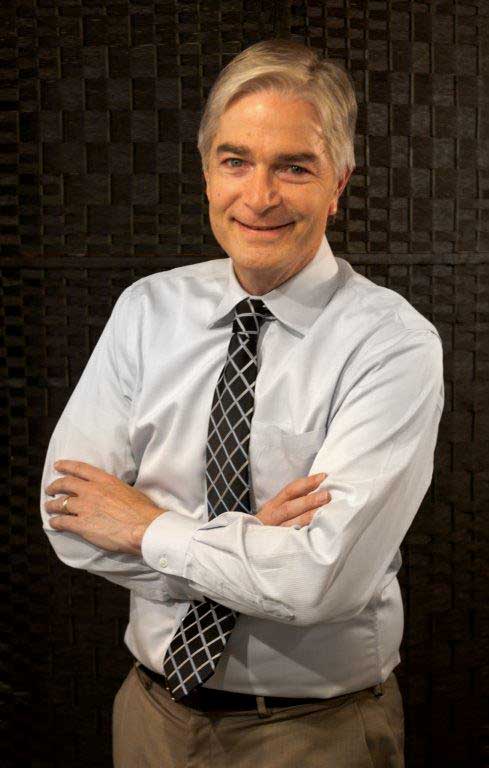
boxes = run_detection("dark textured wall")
[2,1,488,766]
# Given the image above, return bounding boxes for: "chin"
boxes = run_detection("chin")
[232,249,285,269]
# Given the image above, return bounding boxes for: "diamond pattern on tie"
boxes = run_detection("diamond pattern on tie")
[162,297,274,701]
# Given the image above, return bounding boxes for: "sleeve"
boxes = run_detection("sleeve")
[40,285,204,604]
[141,328,445,624]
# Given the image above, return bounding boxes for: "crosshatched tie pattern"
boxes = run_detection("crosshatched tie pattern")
[162,297,274,701]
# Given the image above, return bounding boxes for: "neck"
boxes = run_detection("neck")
[232,250,317,296]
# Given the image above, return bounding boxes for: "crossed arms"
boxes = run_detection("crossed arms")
[40,292,444,625]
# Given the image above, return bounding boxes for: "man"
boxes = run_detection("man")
[41,39,444,767]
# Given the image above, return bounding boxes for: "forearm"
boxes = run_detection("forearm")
[141,438,434,625]
[41,427,204,603]
[141,330,444,624]
[43,508,205,603]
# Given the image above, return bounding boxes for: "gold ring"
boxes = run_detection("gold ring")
[62,496,70,512]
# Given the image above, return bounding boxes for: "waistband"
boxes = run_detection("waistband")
[136,661,384,713]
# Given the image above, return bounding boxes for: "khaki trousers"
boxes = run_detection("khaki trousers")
[113,663,405,767]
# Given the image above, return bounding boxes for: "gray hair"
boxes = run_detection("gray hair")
[197,40,357,180]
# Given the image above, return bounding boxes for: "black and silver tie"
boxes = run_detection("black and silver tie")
[162,297,274,700]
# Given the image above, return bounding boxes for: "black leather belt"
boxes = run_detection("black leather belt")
[136,662,379,711]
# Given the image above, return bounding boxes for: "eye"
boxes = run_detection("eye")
[286,165,308,175]
[223,157,244,168]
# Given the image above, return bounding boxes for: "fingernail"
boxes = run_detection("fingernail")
[316,472,327,480]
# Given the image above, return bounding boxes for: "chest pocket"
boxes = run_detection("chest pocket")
[250,422,326,509]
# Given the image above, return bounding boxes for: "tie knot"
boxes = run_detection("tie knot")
[233,297,274,334]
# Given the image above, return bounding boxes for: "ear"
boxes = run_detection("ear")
[203,167,210,200]
[337,167,353,198]
[328,167,353,216]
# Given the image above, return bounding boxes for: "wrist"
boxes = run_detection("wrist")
[129,506,167,555]
[129,522,151,555]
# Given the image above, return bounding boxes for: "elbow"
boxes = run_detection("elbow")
[286,598,329,627]
[268,592,326,627]
[284,588,371,628]
[43,527,101,573]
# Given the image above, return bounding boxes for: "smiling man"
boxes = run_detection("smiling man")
[41,40,444,768]
[205,90,349,295]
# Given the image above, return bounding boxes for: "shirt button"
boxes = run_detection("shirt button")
[159,556,168,568]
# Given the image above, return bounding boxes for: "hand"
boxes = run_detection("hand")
[44,460,165,555]
[256,473,331,527]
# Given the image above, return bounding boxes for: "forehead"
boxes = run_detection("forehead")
[211,91,326,160]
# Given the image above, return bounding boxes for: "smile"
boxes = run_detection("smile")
[235,219,292,232]
[234,219,293,234]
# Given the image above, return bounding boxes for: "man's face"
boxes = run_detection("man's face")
[203,90,350,294]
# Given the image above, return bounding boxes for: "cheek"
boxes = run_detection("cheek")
[287,182,326,209]
[208,186,235,212]
[304,186,335,217]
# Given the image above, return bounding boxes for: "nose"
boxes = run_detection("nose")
[242,166,281,214]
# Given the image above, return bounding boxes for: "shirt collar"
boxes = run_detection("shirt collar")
[207,235,339,337]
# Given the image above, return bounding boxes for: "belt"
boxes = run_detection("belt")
[136,662,383,712]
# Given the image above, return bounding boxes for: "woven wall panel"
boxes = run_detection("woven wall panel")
[4,0,489,262]
[2,1,488,767]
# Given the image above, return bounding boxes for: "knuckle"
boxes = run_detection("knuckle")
[280,515,294,527]
[281,483,294,499]
[281,501,292,517]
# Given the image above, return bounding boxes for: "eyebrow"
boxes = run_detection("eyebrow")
[215,143,321,167]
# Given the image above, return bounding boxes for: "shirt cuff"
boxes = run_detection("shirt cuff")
[141,510,201,576]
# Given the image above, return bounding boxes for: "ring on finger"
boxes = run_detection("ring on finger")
[62,496,70,513]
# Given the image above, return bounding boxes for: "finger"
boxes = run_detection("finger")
[272,472,327,508]
[45,494,79,515]
[276,489,331,525]
[49,513,83,533]
[53,459,109,482]
[301,488,331,511]
[45,476,87,497]
[280,509,317,528]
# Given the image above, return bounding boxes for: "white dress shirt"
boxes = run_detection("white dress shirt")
[41,235,444,698]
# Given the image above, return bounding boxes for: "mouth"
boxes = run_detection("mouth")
[234,219,294,234]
